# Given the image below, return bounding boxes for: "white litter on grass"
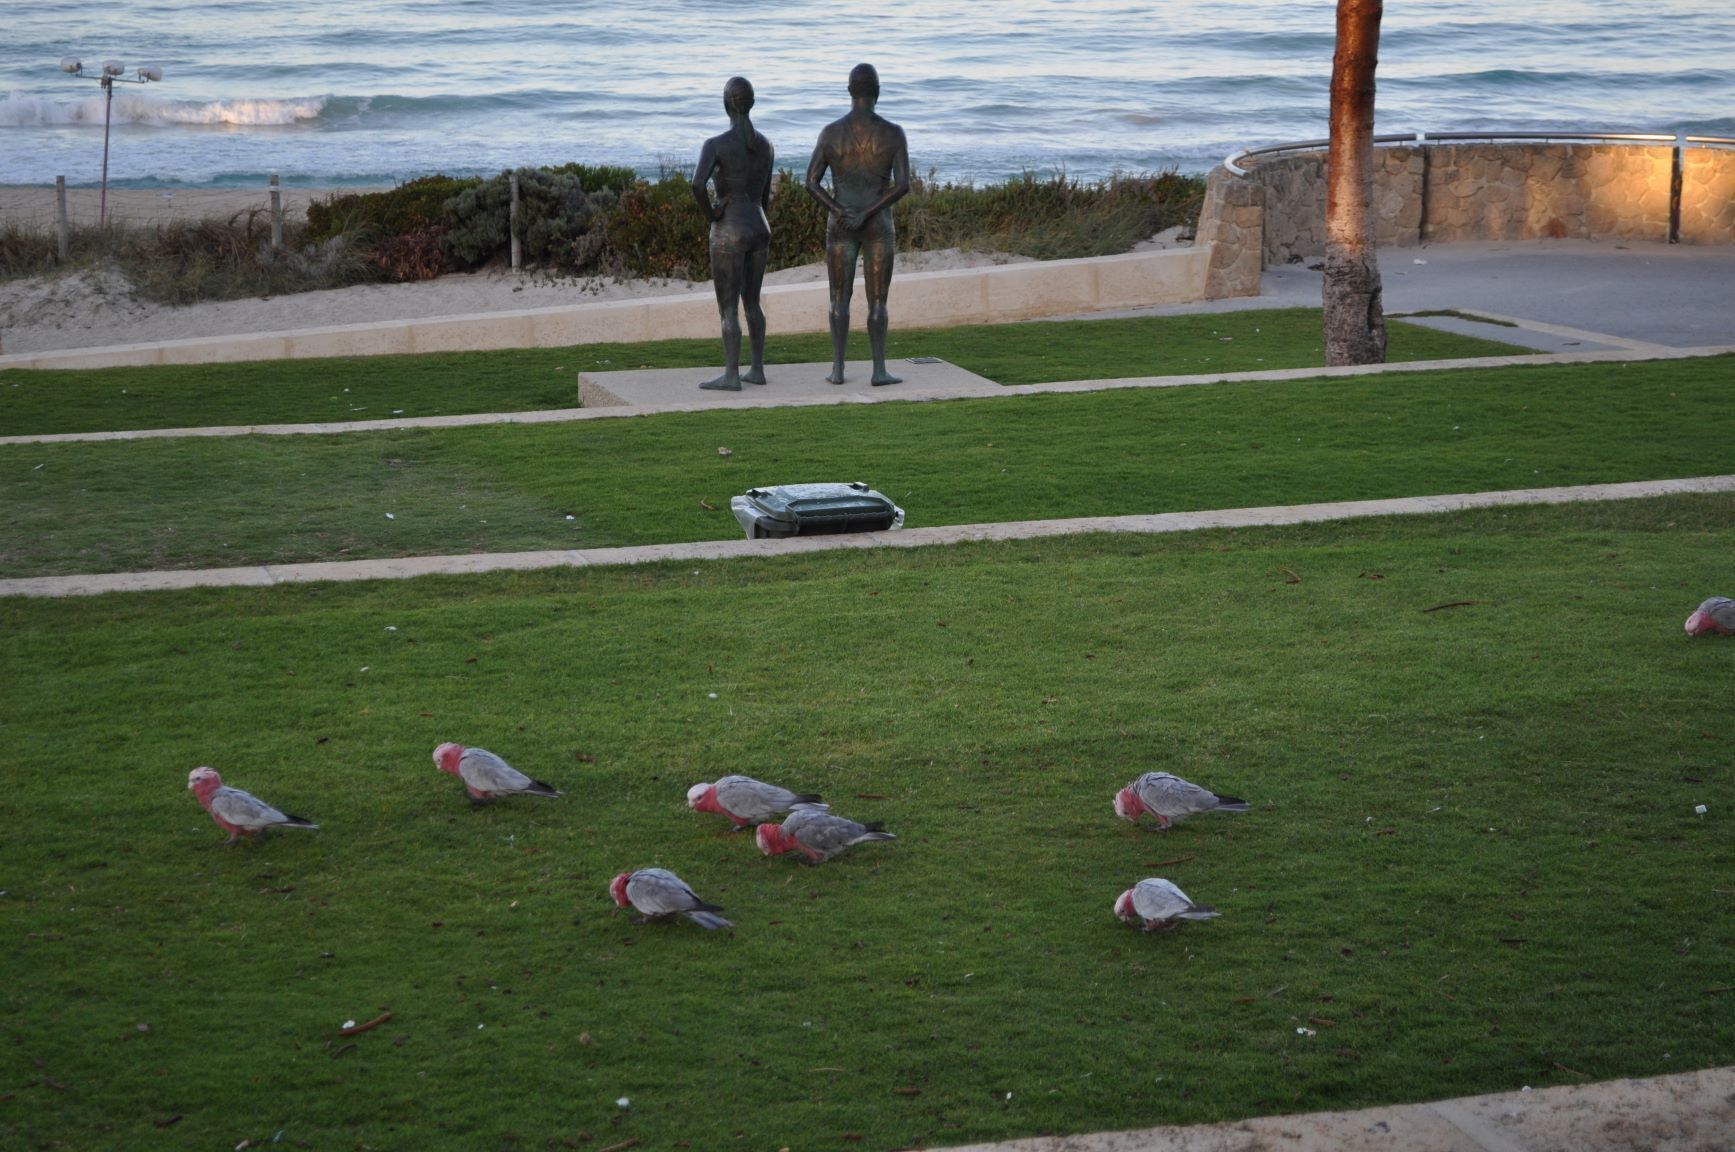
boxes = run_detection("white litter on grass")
[1297,1027,1316,1037]
[393,409,404,414]
[1413,258,1428,265]
[1006,1092,1013,1101]
[32,463,44,470]
[385,512,395,520]
[708,692,719,700]
[1696,804,1708,815]
[343,1019,356,1029]
[1521,1085,1531,1092]
[385,626,397,632]
[617,1097,631,1108]
[478,1023,485,1029]
[717,447,732,456]
[565,515,576,521]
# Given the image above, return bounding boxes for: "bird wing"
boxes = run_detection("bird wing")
[209,786,288,830]
[1708,597,1735,631]
[789,811,873,858]
[1136,772,1220,816]
[716,776,801,820]
[627,868,704,915]
[460,748,533,794]
[1132,878,1190,920]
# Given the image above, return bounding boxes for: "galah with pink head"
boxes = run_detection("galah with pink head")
[1113,877,1220,932]
[1114,771,1249,830]
[687,774,824,827]
[1685,597,1735,637]
[756,805,895,864]
[433,742,562,803]
[187,767,318,845]
[609,868,733,930]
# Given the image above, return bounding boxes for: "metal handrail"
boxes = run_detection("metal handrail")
[1224,130,1735,176]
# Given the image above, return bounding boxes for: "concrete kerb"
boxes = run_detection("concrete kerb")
[4,475,1731,599]
[4,342,1732,448]
[937,1066,1735,1152]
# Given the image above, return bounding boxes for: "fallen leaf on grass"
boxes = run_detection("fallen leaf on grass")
[1232,996,1257,1004]
[340,1010,393,1037]
[1334,1048,1362,1061]
[1308,1016,1338,1029]
[598,1140,638,1152]
[700,498,717,510]
[1357,571,1385,580]
[419,711,434,718]
[893,1086,923,1096]
[856,793,888,800]
[1279,567,1302,585]
[1147,855,1194,868]
[1374,828,1397,837]
[153,1115,184,1128]
[1500,938,1527,948]
[331,1042,358,1059]
[573,751,596,763]
[1422,600,1483,613]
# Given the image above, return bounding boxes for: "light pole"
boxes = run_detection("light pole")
[59,56,164,228]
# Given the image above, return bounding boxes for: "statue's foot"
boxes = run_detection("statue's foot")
[699,373,742,391]
[826,367,847,385]
[741,368,768,386]
[870,371,903,387]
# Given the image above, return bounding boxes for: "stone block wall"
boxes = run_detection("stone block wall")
[1197,142,1735,271]
[1196,165,1265,298]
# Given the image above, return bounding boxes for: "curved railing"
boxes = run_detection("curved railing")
[1225,130,1735,177]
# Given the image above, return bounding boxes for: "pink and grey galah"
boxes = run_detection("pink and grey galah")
[1114,771,1250,830]
[1685,597,1735,637]
[432,743,562,803]
[1114,877,1220,931]
[687,774,824,827]
[609,868,733,930]
[187,767,318,845]
[756,804,895,863]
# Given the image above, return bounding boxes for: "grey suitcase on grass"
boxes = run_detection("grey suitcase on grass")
[730,482,905,539]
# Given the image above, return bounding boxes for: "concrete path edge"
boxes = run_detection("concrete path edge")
[6,474,1731,599]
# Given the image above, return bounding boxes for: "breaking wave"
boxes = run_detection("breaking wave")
[0,93,328,127]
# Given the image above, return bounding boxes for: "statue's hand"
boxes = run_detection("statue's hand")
[840,209,865,231]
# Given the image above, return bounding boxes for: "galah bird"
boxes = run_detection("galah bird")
[187,767,318,845]
[1685,597,1735,637]
[1114,878,1220,932]
[1114,771,1249,830]
[432,743,562,803]
[756,805,895,863]
[609,868,733,930]
[687,775,824,827]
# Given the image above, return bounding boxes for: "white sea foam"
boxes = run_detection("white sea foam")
[0,93,327,128]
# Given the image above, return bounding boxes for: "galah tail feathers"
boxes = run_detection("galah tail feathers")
[1114,877,1220,928]
[186,767,318,843]
[611,868,733,931]
[757,806,895,863]
[1685,596,1735,636]
[1115,771,1250,828]
[687,775,824,824]
[433,743,563,799]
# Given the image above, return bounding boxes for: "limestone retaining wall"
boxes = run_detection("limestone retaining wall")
[0,247,1210,372]
[1190,141,1735,282]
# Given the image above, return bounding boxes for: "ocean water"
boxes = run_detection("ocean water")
[1,0,1731,189]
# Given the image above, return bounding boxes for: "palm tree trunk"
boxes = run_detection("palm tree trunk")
[1323,0,1387,365]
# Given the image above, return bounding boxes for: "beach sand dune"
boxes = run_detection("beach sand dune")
[0,183,385,230]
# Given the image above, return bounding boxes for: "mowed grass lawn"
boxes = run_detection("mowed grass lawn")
[0,308,1525,436]
[2,355,1731,578]
[4,497,1733,1150]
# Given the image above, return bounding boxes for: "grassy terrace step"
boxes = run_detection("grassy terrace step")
[1,355,1729,580]
[0,308,1525,436]
[4,498,1732,1149]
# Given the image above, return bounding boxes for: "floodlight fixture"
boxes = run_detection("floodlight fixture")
[57,53,165,226]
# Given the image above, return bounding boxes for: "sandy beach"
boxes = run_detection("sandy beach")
[0,183,386,230]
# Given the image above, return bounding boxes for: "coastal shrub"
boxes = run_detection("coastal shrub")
[442,168,598,270]
[599,172,711,279]
[116,210,375,304]
[545,162,639,197]
[898,169,1203,259]
[368,227,449,282]
[304,175,481,245]
[0,224,63,279]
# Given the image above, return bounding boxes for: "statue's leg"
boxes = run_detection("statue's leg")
[700,242,744,391]
[825,237,859,384]
[863,228,901,386]
[741,244,769,385]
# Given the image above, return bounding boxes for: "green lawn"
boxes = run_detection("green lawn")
[0,309,1526,436]
[4,497,1732,1150]
[2,355,1730,579]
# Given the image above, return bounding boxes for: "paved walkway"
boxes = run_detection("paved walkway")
[5,474,1731,598]
[944,1065,1734,1152]
[5,341,1731,447]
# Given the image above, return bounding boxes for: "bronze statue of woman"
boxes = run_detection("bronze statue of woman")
[691,76,775,390]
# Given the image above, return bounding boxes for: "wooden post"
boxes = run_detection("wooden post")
[55,175,70,262]
[509,171,521,270]
[269,173,284,252]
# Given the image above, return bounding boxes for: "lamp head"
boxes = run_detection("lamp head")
[139,65,163,82]
[59,57,82,74]
[102,59,125,77]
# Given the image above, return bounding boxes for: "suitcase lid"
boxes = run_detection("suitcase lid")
[743,482,895,525]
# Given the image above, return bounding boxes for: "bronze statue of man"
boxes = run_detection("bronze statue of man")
[692,76,774,391]
[805,63,911,386]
